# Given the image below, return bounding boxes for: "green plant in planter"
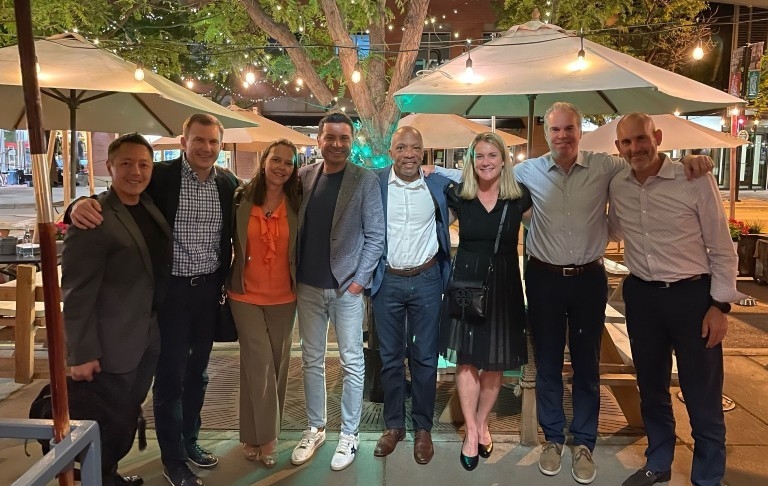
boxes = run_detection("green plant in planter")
[747,220,763,234]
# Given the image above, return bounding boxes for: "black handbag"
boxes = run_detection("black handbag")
[447,201,508,324]
[213,286,238,342]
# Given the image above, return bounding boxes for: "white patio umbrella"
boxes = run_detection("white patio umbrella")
[398,113,526,148]
[580,114,749,154]
[0,32,257,192]
[0,33,257,135]
[152,110,318,152]
[394,17,745,155]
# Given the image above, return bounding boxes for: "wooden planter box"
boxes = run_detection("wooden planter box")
[737,234,761,278]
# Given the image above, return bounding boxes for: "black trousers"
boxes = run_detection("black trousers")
[68,338,159,483]
[525,263,607,450]
[624,275,725,486]
[153,275,219,466]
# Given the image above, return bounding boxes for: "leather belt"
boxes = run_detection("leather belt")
[630,273,710,288]
[386,256,438,277]
[172,273,215,287]
[528,256,603,277]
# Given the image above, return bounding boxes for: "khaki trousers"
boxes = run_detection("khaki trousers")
[230,298,297,445]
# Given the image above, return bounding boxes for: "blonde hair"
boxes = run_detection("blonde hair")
[459,132,523,200]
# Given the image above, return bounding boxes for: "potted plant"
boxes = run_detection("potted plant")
[54,221,68,252]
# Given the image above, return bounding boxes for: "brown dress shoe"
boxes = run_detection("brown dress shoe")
[413,429,434,464]
[374,428,406,457]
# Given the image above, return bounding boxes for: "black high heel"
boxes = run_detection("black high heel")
[478,438,493,458]
[460,439,479,471]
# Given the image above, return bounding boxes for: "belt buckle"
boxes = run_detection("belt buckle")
[562,267,577,277]
[661,281,671,288]
[190,276,204,286]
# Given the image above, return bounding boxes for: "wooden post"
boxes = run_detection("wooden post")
[14,264,36,383]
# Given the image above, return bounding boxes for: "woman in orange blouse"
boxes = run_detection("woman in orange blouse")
[227,139,302,467]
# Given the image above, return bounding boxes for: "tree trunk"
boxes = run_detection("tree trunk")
[240,0,431,166]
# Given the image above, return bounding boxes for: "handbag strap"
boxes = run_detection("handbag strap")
[492,201,509,256]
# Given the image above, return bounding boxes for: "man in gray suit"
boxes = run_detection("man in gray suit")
[290,112,385,471]
[62,133,171,486]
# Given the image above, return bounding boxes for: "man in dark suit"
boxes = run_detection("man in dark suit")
[63,133,171,486]
[68,114,238,486]
[369,126,452,465]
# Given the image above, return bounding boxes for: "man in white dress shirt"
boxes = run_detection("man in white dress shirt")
[608,113,742,486]
[369,126,453,464]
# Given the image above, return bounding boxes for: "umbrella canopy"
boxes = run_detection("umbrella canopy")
[0,33,256,135]
[398,113,525,148]
[153,108,318,152]
[394,20,744,118]
[580,115,748,154]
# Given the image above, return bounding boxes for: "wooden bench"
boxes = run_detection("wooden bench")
[0,265,49,383]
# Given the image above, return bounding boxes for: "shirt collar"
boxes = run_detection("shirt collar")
[546,151,587,172]
[182,153,216,183]
[388,166,427,188]
[623,153,673,182]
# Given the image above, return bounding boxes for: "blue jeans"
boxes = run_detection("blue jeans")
[371,264,442,431]
[297,283,365,436]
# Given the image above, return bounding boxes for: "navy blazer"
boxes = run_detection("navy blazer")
[370,166,452,296]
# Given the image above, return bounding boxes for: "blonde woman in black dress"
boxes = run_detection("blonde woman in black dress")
[441,132,531,471]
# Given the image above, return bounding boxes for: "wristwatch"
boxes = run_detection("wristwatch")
[710,298,731,314]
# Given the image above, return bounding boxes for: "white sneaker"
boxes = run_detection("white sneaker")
[291,427,326,465]
[330,432,359,471]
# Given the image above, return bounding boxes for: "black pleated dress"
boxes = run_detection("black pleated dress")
[440,183,531,371]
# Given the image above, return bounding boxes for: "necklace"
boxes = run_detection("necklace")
[263,196,283,218]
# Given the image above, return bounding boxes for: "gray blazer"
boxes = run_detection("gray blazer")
[297,161,385,292]
[62,190,171,374]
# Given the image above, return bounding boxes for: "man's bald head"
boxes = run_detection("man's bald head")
[615,112,663,182]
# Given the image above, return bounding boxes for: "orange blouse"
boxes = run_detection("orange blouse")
[228,200,295,305]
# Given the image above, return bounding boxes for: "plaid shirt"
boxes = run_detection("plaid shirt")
[171,156,222,277]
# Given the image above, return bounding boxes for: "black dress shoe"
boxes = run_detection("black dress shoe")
[113,474,144,486]
[163,463,204,486]
[459,439,478,471]
[186,443,218,468]
[622,468,672,486]
[478,438,493,458]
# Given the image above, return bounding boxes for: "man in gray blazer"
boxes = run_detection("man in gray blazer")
[290,112,385,471]
[62,133,171,486]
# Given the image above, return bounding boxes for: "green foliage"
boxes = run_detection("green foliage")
[492,0,709,74]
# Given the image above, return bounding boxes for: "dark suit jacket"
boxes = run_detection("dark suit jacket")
[297,161,385,292]
[370,167,453,296]
[62,190,171,374]
[146,157,239,282]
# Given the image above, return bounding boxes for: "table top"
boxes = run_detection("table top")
[0,246,63,265]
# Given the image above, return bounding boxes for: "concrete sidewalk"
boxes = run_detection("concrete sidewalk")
[0,184,108,210]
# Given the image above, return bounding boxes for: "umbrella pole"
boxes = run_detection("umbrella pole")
[13,1,73,486]
[61,133,70,205]
[526,94,537,158]
[86,132,95,195]
[69,104,78,202]
[232,143,238,176]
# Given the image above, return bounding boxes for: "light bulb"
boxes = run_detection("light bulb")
[693,46,704,60]
[242,81,250,88]
[731,107,740,116]
[517,153,525,161]
[134,62,145,81]
[674,110,680,116]
[351,63,362,83]
[296,78,304,86]
[464,57,473,78]
[185,79,194,89]
[245,71,256,84]
[575,49,586,70]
